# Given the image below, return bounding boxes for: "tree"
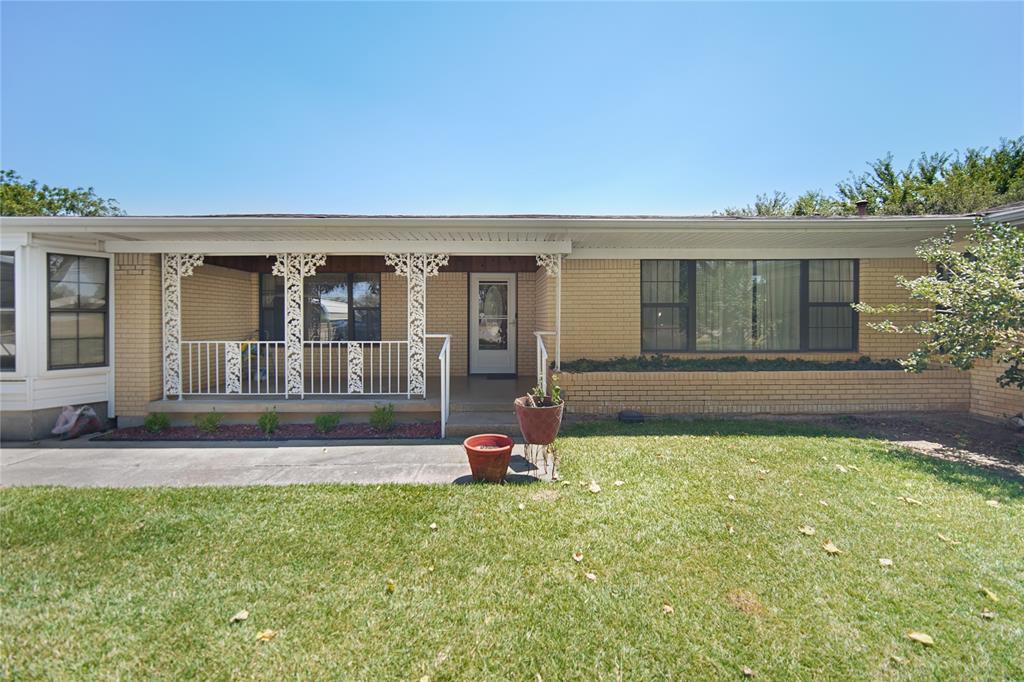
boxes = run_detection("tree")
[0,170,124,216]
[719,137,1024,216]
[718,190,790,217]
[853,219,1024,389]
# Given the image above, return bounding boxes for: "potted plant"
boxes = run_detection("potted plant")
[514,374,564,445]
[463,433,515,483]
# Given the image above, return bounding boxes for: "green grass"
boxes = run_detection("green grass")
[2,420,1022,680]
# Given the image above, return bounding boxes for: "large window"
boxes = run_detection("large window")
[0,251,14,371]
[259,272,381,342]
[48,254,109,369]
[641,259,857,352]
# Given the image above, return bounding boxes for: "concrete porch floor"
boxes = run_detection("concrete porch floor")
[0,438,552,487]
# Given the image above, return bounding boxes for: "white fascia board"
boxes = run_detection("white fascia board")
[103,239,573,256]
[569,246,924,259]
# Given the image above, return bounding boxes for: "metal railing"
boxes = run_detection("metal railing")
[181,341,286,395]
[303,341,408,395]
[426,333,451,438]
[534,331,555,395]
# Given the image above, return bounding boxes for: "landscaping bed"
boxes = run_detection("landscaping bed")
[560,354,902,372]
[96,421,441,441]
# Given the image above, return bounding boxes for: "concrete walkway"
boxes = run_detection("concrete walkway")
[0,438,547,487]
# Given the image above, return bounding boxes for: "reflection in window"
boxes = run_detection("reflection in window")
[259,272,381,342]
[48,253,108,369]
[477,281,508,350]
[0,251,14,371]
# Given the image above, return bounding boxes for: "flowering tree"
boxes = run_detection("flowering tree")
[854,219,1024,389]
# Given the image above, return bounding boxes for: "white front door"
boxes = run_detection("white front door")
[469,273,516,374]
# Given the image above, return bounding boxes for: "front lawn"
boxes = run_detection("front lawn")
[2,420,1021,679]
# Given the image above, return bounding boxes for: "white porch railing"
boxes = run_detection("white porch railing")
[303,341,408,396]
[181,341,286,396]
[426,333,451,438]
[535,331,555,395]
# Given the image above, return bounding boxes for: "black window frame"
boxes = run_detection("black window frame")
[0,250,14,372]
[640,260,693,352]
[47,253,110,370]
[640,259,858,353]
[259,271,382,342]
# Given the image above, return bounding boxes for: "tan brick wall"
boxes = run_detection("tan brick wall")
[970,360,1024,420]
[554,257,931,362]
[426,272,468,376]
[517,271,537,377]
[113,254,162,417]
[560,368,970,415]
[561,259,641,361]
[181,265,258,341]
[858,258,931,359]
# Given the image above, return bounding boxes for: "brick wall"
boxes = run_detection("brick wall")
[181,265,259,341]
[561,259,641,361]
[554,257,931,362]
[970,360,1024,421]
[113,254,162,417]
[560,368,970,415]
[517,271,537,378]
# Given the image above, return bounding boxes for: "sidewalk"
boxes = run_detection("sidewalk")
[0,438,548,487]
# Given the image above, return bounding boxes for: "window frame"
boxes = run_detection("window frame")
[46,253,110,370]
[640,259,858,353]
[0,250,15,373]
[259,271,382,342]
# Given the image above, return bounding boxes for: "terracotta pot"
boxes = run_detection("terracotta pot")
[514,397,564,446]
[463,433,514,483]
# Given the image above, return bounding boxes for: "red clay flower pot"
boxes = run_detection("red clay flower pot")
[463,433,514,483]
[514,397,564,446]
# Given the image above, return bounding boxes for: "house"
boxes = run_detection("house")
[1,208,1022,440]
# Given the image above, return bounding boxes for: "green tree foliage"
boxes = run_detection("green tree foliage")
[0,170,125,216]
[854,220,1024,389]
[719,137,1024,216]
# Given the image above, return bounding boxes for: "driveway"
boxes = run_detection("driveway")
[0,439,547,487]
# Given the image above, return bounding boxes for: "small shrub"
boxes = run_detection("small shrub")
[144,412,171,434]
[370,403,395,432]
[193,411,223,434]
[258,409,279,436]
[314,413,341,434]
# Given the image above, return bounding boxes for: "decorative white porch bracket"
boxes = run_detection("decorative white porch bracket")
[272,253,327,397]
[162,253,205,398]
[385,253,449,396]
[536,254,562,370]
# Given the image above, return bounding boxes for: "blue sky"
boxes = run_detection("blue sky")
[2,1,1021,215]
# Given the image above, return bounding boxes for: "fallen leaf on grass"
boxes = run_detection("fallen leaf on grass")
[662,603,674,615]
[727,524,736,535]
[517,503,526,510]
[937,533,961,546]
[981,587,999,602]
[229,609,249,624]
[748,458,757,463]
[907,631,934,646]
[835,464,848,474]
[985,499,1000,508]
[879,558,893,568]
[429,522,438,531]
[419,676,430,682]
[256,629,277,642]
[585,572,597,582]
[385,579,396,594]
[727,494,737,502]
[897,496,923,506]
[588,481,602,494]
[819,500,829,507]
[614,480,624,487]
[980,609,996,620]
[798,525,816,536]
[572,551,584,563]
[847,464,861,472]
[560,481,571,487]
[742,666,755,677]
[822,541,842,555]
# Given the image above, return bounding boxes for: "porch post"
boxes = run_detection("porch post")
[536,254,562,370]
[272,253,326,397]
[385,253,449,397]
[161,253,204,399]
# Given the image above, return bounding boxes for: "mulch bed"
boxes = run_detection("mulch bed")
[96,422,441,441]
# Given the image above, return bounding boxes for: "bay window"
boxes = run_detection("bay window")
[642,259,857,353]
[48,253,109,369]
